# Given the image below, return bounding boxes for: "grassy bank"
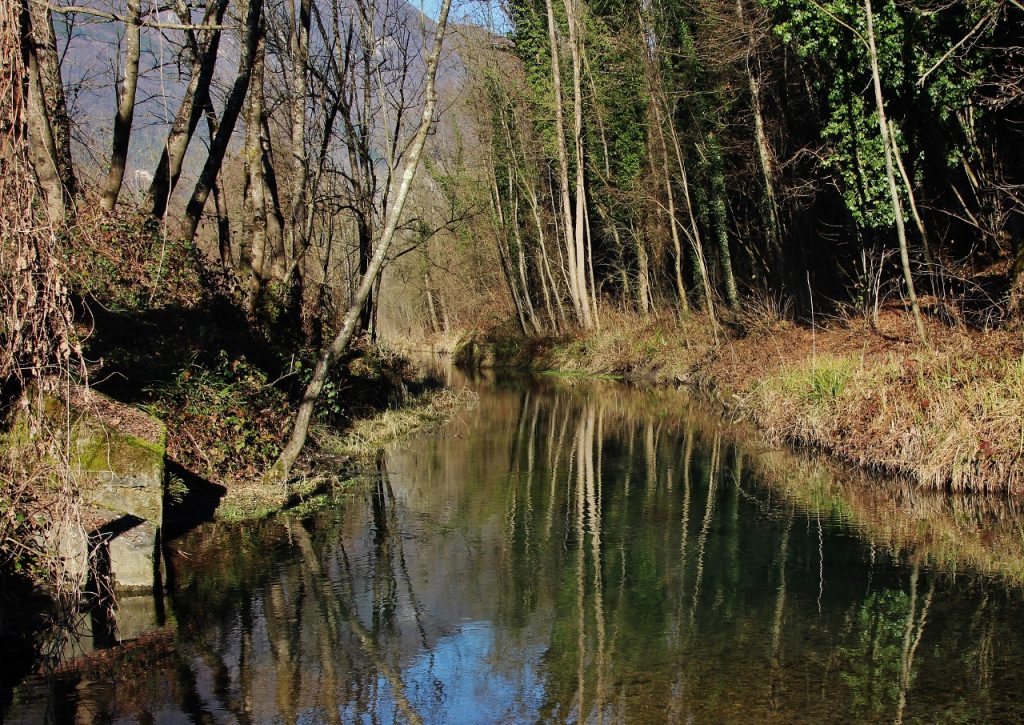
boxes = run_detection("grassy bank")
[215,386,477,522]
[456,307,1024,494]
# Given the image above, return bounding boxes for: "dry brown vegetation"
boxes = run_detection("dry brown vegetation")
[487,304,1024,494]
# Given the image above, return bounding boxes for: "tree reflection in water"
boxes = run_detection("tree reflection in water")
[9,374,1024,723]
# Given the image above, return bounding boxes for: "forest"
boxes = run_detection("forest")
[1,0,1024,707]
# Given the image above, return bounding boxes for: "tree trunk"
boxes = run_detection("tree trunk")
[100,0,142,212]
[287,0,312,333]
[147,0,229,219]
[544,0,586,327]
[705,136,740,310]
[244,30,269,317]
[181,0,263,244]
[512,188,543,334]
[633,224,652,316]
[735,0,782,269]
[664,107,714,315]
[26,0,75,216]
[266,0,454,481]
[24,6,66,224]
[563,0,595,329]
[864,0,927,343]
[491,170,530,334]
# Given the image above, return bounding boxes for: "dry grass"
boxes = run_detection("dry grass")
[536,309,719,381]
[215,387,477,521]
[317,386,477,461]
[706,309,1024,493]
[513,303,1024,494]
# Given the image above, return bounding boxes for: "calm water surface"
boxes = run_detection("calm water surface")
[8,371,1024,723]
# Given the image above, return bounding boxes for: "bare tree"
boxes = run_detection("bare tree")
[266,0,453,481]
[99,0,141,211]
[181,0,264,243]
[146,0,231,219]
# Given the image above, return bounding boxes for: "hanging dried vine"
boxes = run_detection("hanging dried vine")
[0,0,81,582]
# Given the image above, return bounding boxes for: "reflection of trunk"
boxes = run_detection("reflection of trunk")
[677,425,694,630]
[181,0,263,243]
[265,551,303,724]
[583,402,608,715]
[768,517,791,709]
[894,560,935,725]
[291,523,425,725]
[690,433,720,629]
[573,402,588,717]
[100,0,142,211]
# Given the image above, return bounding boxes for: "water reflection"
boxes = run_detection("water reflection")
[8,374,1024,723]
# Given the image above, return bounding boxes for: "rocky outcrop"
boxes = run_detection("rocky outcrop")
[54,388,167,593]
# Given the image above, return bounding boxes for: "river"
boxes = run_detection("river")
[8,368,1024,723]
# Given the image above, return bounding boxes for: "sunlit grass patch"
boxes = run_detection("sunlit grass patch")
[316,387,478,461]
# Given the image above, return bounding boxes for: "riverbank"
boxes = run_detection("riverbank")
[452,307,1024,494]
[213,385,477,522]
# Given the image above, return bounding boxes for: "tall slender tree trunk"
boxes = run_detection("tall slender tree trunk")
[735,0,782,267]
[492,171,530,334]
[267,0,454,481]
[527,185,567,329]
[864,0,927,343]
[147,0,229,219]
[181,0,263,244]
[544,0,586,326]
[650,87,689,314]
[667,111,716,324]
[563,0,595,329]
[100,0,142,211]
[287,0,312,331]
[512,193,543,333]
[705,136,740,310]
[26,0,74,217]
[244,29,269,317]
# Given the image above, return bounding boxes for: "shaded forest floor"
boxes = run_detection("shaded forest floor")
[60,205,470,523]
[453,307,1024,494]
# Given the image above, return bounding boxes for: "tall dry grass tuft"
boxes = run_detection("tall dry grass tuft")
[741,318,1024,493]
[542,308,718,380]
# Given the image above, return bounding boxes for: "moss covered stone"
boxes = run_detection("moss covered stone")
[71,401,166,525]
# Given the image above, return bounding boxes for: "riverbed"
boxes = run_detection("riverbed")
[8,369,1024,722]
